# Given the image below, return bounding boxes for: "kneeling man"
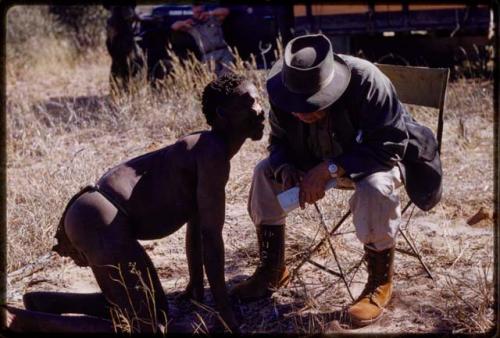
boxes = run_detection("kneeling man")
[7,73,265,333]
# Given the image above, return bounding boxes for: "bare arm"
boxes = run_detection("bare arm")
[170,18,194,32]
[181,215,204,302]
[196,144,238,332]
[210,7,230,22]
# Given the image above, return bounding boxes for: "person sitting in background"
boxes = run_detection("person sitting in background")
[170,4,233,76]
[5,73,265,334]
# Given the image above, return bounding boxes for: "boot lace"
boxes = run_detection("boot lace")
[358,253,390,307]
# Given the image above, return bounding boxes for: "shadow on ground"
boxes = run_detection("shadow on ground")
[166,275,359,334]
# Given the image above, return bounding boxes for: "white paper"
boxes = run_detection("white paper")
[277,179,337,213]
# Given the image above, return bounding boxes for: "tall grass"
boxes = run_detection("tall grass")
[5,5,495,334]
[107,263,168,334]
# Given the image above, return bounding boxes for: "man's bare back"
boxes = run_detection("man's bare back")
[92,132,228,239]
[6,73,264,334]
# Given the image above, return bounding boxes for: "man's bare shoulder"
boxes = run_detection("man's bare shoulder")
[178,131,228,162]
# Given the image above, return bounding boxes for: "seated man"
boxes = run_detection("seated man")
[231,34,442,327]
[6,73,265,333]
[170,4,233,76]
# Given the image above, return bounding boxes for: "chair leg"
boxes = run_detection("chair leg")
[399,202,434,280]
[290,198,434,308]
[290,209,351,280]
[398,228,434,279]
[314,203,355,301]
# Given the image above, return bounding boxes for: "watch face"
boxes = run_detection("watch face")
[328,163,337,175]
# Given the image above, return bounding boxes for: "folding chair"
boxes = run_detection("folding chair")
[290,64,450,299]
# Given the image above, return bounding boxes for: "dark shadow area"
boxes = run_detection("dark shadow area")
[166,276,312,333]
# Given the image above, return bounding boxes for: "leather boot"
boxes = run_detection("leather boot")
[230,224,290,302]
[347,245,394,327]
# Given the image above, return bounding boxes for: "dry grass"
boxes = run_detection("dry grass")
[107,263,168,334]
[6,5,495,334]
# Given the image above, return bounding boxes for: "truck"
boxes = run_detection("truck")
[133,3,493,79]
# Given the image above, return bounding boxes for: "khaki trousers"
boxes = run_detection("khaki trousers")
[248,158,403,251]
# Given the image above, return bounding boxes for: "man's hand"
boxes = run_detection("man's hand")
[299,161,331,209]
[196,10,210,21]
[171,19,194,31]
[278,165,304,190]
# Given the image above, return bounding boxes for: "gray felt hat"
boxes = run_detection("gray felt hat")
[266,34,351,113]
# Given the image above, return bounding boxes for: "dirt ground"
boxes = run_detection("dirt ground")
[6,106,495,333]
[5,8,495,332]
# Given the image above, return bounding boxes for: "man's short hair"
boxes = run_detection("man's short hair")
[202,73,245,126]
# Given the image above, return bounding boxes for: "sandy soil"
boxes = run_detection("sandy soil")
[7,126,495,334]
[5,19,495,331]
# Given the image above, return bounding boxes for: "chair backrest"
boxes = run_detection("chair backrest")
[375,63,450,151]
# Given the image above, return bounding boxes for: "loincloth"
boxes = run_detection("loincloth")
[52,185,130,267]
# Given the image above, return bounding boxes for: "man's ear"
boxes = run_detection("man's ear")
[214,106,229,129]
[215,106,226,119]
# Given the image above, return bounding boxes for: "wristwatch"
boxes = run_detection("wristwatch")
[327,160,338,178]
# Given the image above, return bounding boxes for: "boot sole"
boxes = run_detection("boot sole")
[348,310,384,328]
[232,271,292,303]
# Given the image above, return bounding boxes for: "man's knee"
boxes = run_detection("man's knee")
[350,169,402,251]
[253,158,273,180]
[248,157,275,213]
[248,158,287,226]
[355,172,396,200]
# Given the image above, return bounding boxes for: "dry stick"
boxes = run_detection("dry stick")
[8,252,54,283]
[313,203,355,302]
[193,312,209,334]
[190,299,232,333]
[290,209,352,280]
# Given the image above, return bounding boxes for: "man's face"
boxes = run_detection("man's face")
[219,82,265,140]
[192,5,205,20]
[292,110,327,124]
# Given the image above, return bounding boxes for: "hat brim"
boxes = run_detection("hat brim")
[266,54,351,113]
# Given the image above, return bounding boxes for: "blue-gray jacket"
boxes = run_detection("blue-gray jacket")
[268,55,442,211]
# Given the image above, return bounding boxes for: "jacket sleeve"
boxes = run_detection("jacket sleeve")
[267,105,291,177]
[333,67,409,181]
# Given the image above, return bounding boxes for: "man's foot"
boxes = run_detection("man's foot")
[4,306,22,331]
[230,224,289,302]
[346,246,394,327]
[230,266,290,302]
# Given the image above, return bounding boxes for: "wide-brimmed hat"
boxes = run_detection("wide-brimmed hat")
[267,34,351,113]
